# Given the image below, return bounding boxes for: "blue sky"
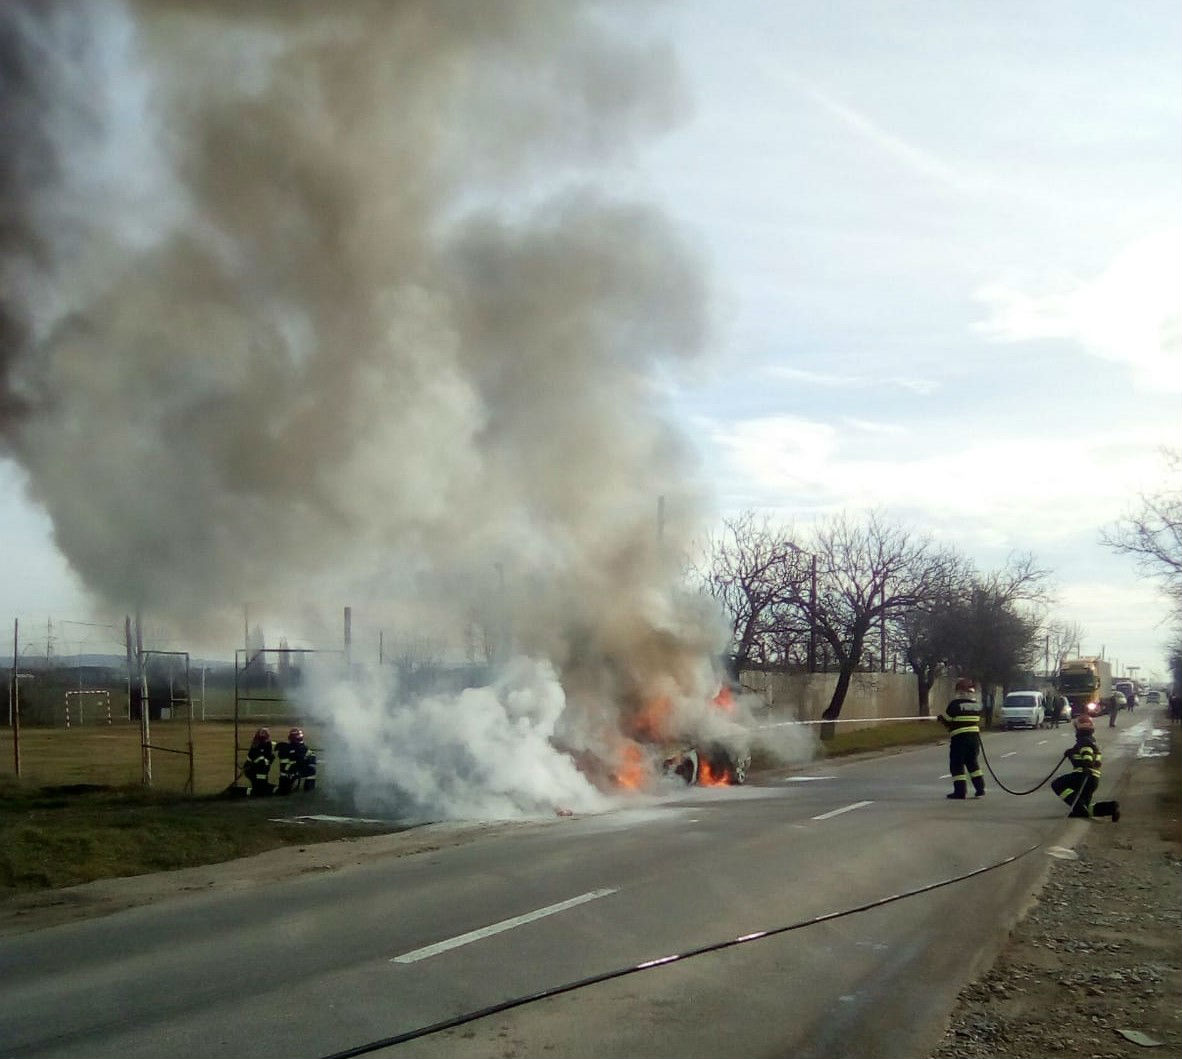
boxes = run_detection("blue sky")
[2,1,1179,680]
[639,1,1181,679]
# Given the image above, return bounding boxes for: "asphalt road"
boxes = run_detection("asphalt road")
[0,717,1155,1059]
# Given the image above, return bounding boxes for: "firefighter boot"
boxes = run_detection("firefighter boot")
[946,779,967,800]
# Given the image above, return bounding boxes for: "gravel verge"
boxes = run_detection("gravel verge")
[929,718,1181,1059]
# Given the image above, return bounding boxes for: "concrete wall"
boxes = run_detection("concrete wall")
[738,669,963,731]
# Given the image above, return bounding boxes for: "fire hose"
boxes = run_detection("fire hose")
[976,733,1067,795]
[977,734,1093,815]
[317,842,1041,1059]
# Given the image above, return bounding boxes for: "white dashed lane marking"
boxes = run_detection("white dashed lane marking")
[391,888,618,963]
[812,800,873,821]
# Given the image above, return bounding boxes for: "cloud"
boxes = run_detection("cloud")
[1056,578,1178,674]
[798,84,972,193]
[707,413,1176,548]
[973,228,1182,393]
[763,365,939,396]
[839,418,905,436]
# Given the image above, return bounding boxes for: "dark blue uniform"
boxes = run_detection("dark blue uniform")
[243,730,275,796]
[277,729,317,794]
[1052,730,1119,820]
[939,695,985,798]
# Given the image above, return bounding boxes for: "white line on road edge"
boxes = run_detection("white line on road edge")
[391,888,618,964]
[785,776,836,782]
[1000,751,1017,758]
[812,800,873,821]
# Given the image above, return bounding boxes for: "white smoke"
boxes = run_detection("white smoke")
[0,1,798,819]
[308,656,611,820]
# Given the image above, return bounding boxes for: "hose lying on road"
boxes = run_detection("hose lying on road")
[318,842,1042,1059]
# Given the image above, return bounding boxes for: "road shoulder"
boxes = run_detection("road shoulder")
[929,719,1182,1058]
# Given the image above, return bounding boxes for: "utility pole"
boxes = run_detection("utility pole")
[494,563,509,664]
[11,619,20,776]
[808,553,817,674]
[136,610,151,787]
[879,576,887,672]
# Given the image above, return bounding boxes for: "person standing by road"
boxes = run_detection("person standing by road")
[1051,714,1120,820]
[939,676,985,799]
[1048,692,1066,729]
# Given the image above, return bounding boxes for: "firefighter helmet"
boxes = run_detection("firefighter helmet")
[253,727,271,743]
[1074,714,1094,731]
[288,727,304,744]
[955,677,975,692]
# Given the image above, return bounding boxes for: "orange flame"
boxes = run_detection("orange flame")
[712,685,735,712]
[631,695,674,741]
[697,755,732,787]
[611,740,652,790]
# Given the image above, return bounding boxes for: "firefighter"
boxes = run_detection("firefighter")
[277,727,317,794]
[242,728,275,796]
[1051,714,1120,821]
[939,676,985,799]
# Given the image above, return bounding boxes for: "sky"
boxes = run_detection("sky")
[1,1,1179,683]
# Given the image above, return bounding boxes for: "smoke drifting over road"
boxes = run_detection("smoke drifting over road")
[0,1,795,817]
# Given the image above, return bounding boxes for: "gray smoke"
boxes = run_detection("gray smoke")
[0,1,778,816]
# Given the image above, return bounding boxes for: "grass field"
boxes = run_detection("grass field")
[0,719,325,794]
[0,721,351,897]
[0,717,947,897]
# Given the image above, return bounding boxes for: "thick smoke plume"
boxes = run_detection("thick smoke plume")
[1,1,800,817]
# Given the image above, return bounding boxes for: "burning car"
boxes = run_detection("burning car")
[662,741,751,786]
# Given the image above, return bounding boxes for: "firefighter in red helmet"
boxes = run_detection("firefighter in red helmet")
[277,727,317,794]
[1051,714,1120,821]
[242,727,275,796]
[939,677,986,799]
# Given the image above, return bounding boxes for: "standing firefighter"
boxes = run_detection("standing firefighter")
[1051,714,1121,821]
[243,727,275,796]
[277,727,317,794]
[940,677,986,799]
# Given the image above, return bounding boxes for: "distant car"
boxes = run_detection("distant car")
[1145,690,1162,707]
[1048,696,1071,723]
[999,691,1045,730]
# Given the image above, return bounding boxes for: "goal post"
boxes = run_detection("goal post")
[64,689,113,728]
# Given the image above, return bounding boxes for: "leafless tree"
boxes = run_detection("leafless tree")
[387,632,444,692]
[1045,618,1084,669]
[787,511,964,721]
[694,511,806,673]
[1101,448,1182,615]
[890,552,974,715]
[944,554,1051,699]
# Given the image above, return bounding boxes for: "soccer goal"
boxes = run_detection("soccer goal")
[64,689,113,727]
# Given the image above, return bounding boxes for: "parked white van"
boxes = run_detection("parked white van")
[999,690,1045,730]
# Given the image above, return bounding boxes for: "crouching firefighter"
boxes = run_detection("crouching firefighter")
[1051,714,1120,821]
[242,728,275,796]
[940,677,986,799]
[276,727,317,794]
